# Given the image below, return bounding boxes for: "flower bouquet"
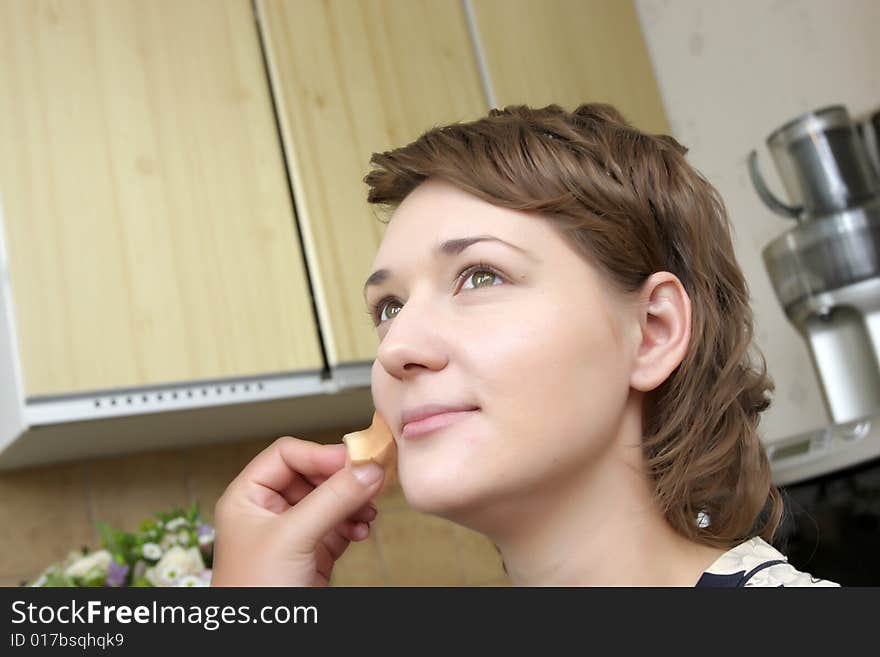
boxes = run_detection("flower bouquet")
[27,502,214,587]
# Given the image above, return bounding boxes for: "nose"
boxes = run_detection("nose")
[374,293,449,379]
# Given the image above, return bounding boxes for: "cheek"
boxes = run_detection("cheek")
[388,303,631,509]
[481,304,630,453]
[370,361,398,438]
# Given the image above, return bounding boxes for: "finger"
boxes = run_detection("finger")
[247,474,313,513]
[333,517,370,542]
[347,503,377,524]
[304,474,329,487]
[229,438,346,506]
[338,520,371,542]
[275,471,380,514]
[322,528,352,562]
[281,461,385,550]
[315,531,348,581]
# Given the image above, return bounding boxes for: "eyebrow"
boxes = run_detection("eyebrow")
[363,235,533,300]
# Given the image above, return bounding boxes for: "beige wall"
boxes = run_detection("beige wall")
[635,0,880,445]
[0,423,508,587]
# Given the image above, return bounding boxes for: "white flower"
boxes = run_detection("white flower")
[144,546,205,587]
[160,564,182,583]
[178,574,207,587]
[65,550,112,579]
[177,529,190,545]
[142,542,163,560]
[160,533,178,550]
[62,549,87,568]
[165,517,187,532]
[198,532,214,547]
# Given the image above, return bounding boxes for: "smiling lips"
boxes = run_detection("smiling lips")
[401,403,479,440]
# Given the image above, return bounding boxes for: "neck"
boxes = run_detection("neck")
[464,398,727,586]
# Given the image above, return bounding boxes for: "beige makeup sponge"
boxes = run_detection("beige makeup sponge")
[342,410,398,493]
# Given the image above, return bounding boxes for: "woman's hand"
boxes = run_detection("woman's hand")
[210,437,385,586]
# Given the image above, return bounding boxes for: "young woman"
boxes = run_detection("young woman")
[211,103,838,587]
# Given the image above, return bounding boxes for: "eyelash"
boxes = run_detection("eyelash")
[366,261,506,325]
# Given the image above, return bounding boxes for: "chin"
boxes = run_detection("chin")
[398,468,482,520]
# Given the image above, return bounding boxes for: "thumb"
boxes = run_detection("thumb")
[282,461,385,550]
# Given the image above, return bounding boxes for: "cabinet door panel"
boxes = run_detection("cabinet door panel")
[258,0,488,366]
[471,0,670,133]
[0,0,323,396]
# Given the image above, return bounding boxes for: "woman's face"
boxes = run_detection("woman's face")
[366,178,638,523]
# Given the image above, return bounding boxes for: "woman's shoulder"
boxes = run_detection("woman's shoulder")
[695,537,840,587]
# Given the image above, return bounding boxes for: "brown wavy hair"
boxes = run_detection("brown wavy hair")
[362,103,783,549]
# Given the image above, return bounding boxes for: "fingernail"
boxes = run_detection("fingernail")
[352,462,383,486]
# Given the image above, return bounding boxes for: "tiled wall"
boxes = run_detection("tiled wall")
[0,422,509,587]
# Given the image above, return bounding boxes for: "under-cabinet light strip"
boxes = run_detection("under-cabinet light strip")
[23,360,374,426]
[24,370,333,425]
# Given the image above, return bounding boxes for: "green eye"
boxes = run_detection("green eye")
[368,262,506,325]
[463,270,499,289]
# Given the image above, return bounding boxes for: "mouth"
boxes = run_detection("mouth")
[401,405,480,440]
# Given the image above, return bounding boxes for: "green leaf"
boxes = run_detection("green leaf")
[33,501,212,587]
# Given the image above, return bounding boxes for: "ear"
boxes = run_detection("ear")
[629,272,692,392]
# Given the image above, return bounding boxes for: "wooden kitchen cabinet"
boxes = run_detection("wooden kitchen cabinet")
[255,0,488,369]
[0,0,673,468]
[0,0,324,397]
[256,0,669,372]
[469,0,671,134]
